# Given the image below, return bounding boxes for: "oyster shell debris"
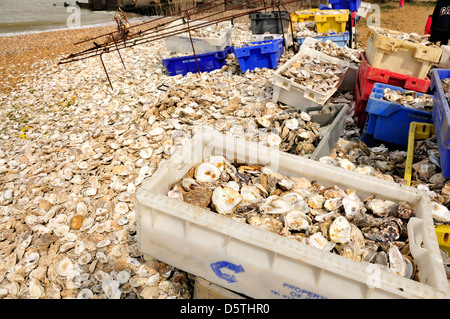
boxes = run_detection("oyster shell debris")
[169,156,419,280]
[280,54,347,94]
[382,88,433,112]
[0,18,446,299]
[373,27,439,47]
[320,138,450,210]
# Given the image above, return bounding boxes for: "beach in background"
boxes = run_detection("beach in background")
[0,1,435,94]
[0,0,146,36]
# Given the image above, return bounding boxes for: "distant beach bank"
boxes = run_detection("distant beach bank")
[0,24,118,94]
[0,0,146,36]
[0,12,161,94]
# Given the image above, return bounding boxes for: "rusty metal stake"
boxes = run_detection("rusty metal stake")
[281,3,298,53]
[113,37,126,70]
[186,15,201,75]
[100,53,114,91]
[277,6,286,49]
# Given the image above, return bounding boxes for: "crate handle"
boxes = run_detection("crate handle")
[157,84,170,92]
[407,217,430,261]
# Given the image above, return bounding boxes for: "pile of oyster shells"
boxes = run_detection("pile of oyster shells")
[0,20,448,300]
[319,138,450,225]
[373,27,438,47]
[296,9,348,15]
[382,88,433,112]
[187,22,231,38]
[168,155,419,280]
[280,54,347,94]
[252,110,322,155]
[300,38,362,66]
[293,21,317,38]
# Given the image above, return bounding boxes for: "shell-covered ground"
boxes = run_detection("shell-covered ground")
[0,7,449,299]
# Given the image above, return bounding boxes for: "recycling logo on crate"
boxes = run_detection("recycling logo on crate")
[210,261,244,283]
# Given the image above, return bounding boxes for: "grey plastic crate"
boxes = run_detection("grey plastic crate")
[286,103,349,160]
[249,11,291,35]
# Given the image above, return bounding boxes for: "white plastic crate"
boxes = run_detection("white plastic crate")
[135,129,450,299]
[356,1,371,18]
[299,37,357,92]
[366,26,443,79]
[164,19,233,54]
[272,47,350,109]
[304,103,349,160]
[439,45,450,69]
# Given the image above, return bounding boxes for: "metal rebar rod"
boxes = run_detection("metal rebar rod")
[60,0,304,65]
[73,0,227,46]
[60,6,251,63]
[113,37,126,70]
[99,53,113,90]
[63,0,240,61]
[186,15,201,75]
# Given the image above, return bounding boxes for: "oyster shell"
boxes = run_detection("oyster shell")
[211,186,243,215]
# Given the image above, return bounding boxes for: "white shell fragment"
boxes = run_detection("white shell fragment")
[116,270,131,284]
[431,202,450,222]
[342,192,365,217]
[329,216,351,244]
[77,289,94,299]
[367,199,397,217]
[388,245,406,277]
[240,185,262,203]
[285,118,299,130]
[102,279,121,299]
[211,186,243,215]
[267,133,282,148]
[285,210,309,231]
[260,196,291,214]
[139,148,153,159]
[195,162,221,183]
[308,232,335,251]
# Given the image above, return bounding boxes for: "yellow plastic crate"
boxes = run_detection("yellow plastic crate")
[294,8,318,22]
[290,13,298,22]
[435,225,450,255]
[404,122,435,186]
[314,9,349,33]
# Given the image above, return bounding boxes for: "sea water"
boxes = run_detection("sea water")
[0,0,148,36]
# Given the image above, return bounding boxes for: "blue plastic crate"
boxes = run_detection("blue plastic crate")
[296,32,349,47]
[430,69,450,178]
[234,39,284,73]
[162,46,234,76]
[328,0,361,11]
[318,4,332,9]
[360,83,433,147]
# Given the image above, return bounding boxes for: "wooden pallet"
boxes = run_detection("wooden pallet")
[193,277,248,299]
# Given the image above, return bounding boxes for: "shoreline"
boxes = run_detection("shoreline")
[0,25,118,94]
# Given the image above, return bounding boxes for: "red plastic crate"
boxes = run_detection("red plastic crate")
[354,70,368,129]
[358,52,431,101]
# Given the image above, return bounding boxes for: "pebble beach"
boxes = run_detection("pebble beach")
[0,13,449,300]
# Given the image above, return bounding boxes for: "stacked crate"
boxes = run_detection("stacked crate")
[360,83,434,148]
[293,9,350,48]
[356,27,443,138]
[327,0,362,48]
[234,39,285,73]
[355,51,432,129]
[162,20,234,76]
[249,11,292,44]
